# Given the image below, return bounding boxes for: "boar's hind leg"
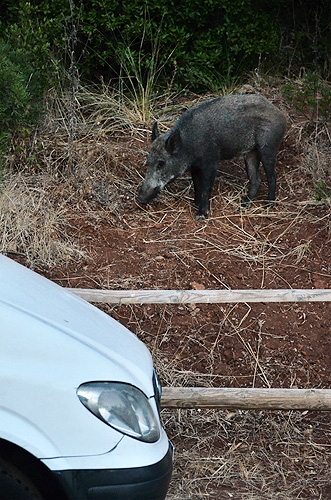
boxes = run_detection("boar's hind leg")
[260,151,277,206]
[242,149,262,207]
[191,164,217,220]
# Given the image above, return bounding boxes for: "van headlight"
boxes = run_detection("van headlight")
[77,382,160,443]
[153,368,162,414]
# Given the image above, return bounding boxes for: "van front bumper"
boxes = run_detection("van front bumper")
[54,442,173,500]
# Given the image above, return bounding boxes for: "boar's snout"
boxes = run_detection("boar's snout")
[137,184,161,204]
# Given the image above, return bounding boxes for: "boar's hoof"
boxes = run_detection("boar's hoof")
[239,198,253,211]
[137,194,147,204]
[195,213,208,221]
[264,200,275,211]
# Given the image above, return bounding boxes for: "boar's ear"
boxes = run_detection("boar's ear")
[152,122,160,142]
[165,129,181,155]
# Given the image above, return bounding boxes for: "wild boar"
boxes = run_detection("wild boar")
[137,94,287,219]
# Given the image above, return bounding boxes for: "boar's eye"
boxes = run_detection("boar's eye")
[157,160,166,169]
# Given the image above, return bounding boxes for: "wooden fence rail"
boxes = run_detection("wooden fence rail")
[69,288,331,304]
[68,287,331,411]
[161,388,331,411]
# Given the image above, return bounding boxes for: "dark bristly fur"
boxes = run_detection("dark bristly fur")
[138,94,287,219]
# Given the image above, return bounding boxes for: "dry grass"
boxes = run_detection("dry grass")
[106,298,331,499]
[119,304,331,500]
[76,83,209,136]
[78,84,150,134]
[1,79,330,499]
[106,299,331,499]
[162,406,331,500]
[0,172,85,268]
[133,201,327,294]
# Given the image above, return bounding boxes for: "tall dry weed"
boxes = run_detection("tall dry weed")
[0,173,84,268]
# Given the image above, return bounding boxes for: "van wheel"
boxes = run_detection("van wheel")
[0,458,44,500]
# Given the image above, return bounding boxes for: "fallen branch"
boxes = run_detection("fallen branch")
[161,387,331,410]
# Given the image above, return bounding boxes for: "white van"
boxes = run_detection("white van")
[0,254,173,500]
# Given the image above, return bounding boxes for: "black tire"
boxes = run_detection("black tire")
[0,458,45,500]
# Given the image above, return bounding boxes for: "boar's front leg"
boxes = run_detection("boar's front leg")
[191,163,217,220]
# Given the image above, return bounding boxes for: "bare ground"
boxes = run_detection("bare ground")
[3,87,331,499]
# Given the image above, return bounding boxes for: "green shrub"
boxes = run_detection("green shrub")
[0,40,44,170]
[282,72,331,121]
[1,0,68,78]
[78,0,279,90]
[1,0,329,92]
[315,182,331,201]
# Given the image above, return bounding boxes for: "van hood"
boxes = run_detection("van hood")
[0,254,153,395]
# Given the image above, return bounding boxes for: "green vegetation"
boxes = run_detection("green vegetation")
[282,72,331,121]
[1,0,330,90]
[0,40,45,172]
[0,0,330,179]
[315,181,331,201]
